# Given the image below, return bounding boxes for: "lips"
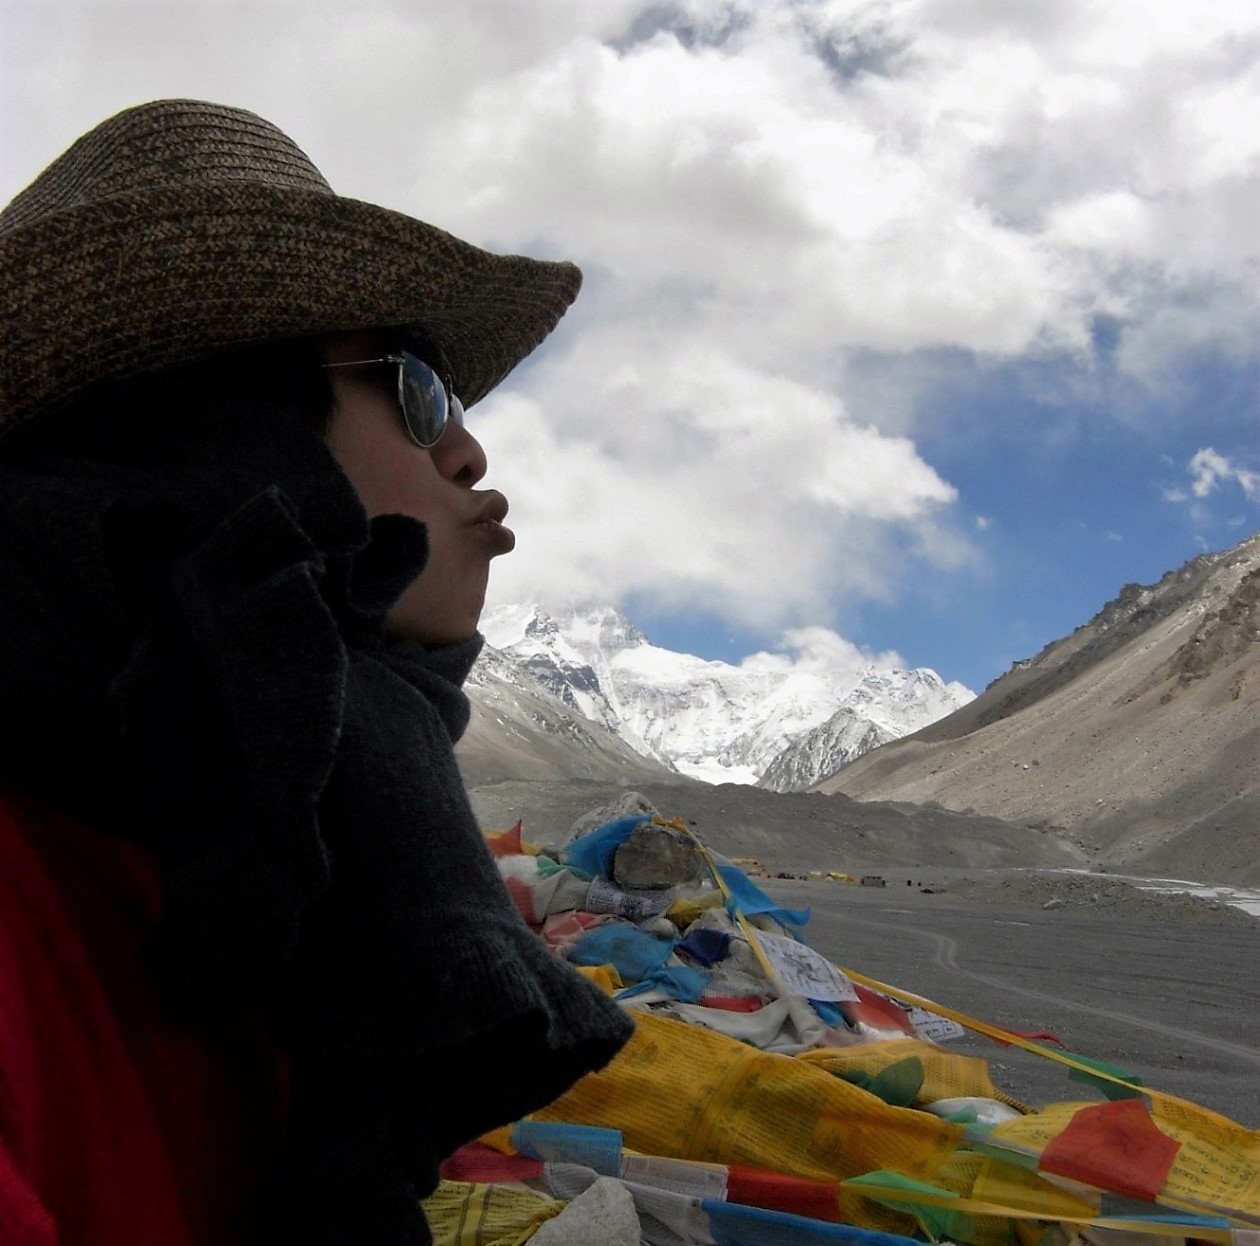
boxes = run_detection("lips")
[472,492,515,554]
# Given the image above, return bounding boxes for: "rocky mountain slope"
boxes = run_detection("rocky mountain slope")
[467,777,1091,878]
[476,603,971,787]
[458,644,672,787]
[816,532,1260,885]
[758,708,895,793]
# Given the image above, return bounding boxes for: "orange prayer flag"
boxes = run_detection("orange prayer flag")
[486,819,525,858]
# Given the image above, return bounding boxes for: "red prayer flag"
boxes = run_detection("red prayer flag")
[840,984,917,1036]
[1039,1099,1179,1201]
[441,1142,544,1184]
[727,1163,843,1222]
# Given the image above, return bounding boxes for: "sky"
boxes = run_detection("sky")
[2,0,1256,692]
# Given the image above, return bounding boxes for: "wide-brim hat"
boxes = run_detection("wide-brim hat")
[0,99,582,436]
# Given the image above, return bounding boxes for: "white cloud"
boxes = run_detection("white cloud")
[5,2,1254,372]
[2,0,1257,646]
[738,625,904,678]
[475,341,956,627]
[1186,448,1260,502]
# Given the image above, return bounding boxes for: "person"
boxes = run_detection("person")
[0,99,633,1246]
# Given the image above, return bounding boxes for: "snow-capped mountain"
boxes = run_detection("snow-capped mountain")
[756,708,895,793]
[756,668,967,792]
[479,604,974,789]
[459,642,670,787]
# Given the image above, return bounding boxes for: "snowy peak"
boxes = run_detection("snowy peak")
[844,667,972,735]
[480,603,974,788]
[757,708,895,793]
[460,641,671,788]
[551,605,651,655]
[480,605,626,738]
[484,603,649,656]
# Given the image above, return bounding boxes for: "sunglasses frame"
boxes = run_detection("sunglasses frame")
[322,350,465,448]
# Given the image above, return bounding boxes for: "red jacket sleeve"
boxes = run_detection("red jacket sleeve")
[0,1137,56,1246]
[0,789,288,1246]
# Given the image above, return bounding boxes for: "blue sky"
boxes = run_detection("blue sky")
[849,343,1258,689]
[3,0,1257,694]
[634,342,1257,691]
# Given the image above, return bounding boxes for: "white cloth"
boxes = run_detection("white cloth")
[531,1175,643,1246]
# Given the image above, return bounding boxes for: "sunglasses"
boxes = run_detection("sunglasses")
[321,350,465,448]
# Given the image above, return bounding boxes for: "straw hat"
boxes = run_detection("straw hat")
[0,99,582,435]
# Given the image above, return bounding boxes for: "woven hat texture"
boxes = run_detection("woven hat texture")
[0,99,582,434]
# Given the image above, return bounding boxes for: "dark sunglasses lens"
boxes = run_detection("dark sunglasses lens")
[398,354,448,447]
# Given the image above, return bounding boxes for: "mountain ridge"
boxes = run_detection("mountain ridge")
[458,642,672,788]
[477,603,972,787]
[815,531,1260,884]
[457,533,1259,886]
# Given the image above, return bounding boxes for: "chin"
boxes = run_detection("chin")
[385,577,486,646]
[384,610,479,647]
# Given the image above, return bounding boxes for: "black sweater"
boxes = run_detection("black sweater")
[0,392,632,1243]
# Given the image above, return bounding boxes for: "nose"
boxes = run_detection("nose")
[430,420,488,486]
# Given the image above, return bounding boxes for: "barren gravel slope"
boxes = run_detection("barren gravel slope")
[467,777,1092,876]
[817,535,1260,884]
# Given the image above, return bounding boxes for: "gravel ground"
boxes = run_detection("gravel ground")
[471,781,1260,1127]
[761,876,1260,1127]
[930,870,1257,926]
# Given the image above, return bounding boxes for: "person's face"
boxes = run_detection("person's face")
[319,335,515,646]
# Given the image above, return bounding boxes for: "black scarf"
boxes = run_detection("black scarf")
[0,396,632,1243]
